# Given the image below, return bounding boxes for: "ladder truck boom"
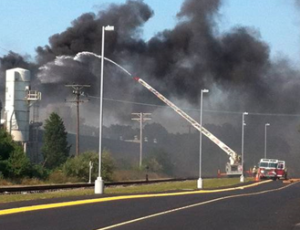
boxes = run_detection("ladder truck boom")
[133,77,241,166]
[73,51,241,175]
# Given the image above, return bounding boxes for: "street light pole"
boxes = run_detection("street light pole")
[95,25,114,195]
[264,123,270,159]
[198,89,209,189]
[240,112,248,183]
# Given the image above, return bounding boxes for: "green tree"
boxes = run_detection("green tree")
[62,150,115,182]
[0,128,31,178]
[7,146,31,179]
[0,128,15,161]
[42,112,70,169]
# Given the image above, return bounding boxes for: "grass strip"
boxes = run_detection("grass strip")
[0,178,253,204]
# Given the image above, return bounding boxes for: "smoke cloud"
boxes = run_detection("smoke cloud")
[1,0,300,175]
[1,0,299,115]
[1,0,300,126]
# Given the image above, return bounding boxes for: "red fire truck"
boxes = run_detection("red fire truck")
[258,159,278,180]
[258,159,288,180]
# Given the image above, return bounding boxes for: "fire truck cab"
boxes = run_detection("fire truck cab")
[258,159,278,180]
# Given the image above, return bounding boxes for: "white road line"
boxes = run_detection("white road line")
[97,182,299,230]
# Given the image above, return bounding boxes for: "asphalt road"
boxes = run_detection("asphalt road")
[0,180,299,230]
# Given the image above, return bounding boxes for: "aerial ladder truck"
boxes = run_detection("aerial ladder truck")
[74,51,243,176]
[134,77,243,176]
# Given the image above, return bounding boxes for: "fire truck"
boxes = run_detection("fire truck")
[258,159,287,180]
[75,52,243,176]
[133,77,242,176]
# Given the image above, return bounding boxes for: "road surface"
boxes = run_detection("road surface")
[0,180,299,230]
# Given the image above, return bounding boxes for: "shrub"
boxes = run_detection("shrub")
[62,150,115,182]
[29,164,49,180]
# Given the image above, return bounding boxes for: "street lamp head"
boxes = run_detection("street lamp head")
[104,25,114,31]
[265,123,270,126]
[243,112,248,115]
[202,89,209,93]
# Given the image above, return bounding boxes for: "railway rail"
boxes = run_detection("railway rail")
[0,178,197,195]
[4,177,295,195]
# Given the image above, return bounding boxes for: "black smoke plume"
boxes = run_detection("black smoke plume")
[1,0,299,114]
[1,0,300,126]
[1,0,300,176]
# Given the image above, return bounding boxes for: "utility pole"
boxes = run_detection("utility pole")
[65,84,90,156]
[131,113,151,168]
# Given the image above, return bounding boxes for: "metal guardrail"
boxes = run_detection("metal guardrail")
[0,178,197,194]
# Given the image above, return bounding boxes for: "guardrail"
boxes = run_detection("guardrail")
[0,178,197,194]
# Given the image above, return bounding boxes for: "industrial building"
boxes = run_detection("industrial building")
[1,68,41,162]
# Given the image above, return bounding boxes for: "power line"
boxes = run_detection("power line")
[87,95,300,118]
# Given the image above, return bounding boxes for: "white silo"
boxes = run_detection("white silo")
[4,68,31,144]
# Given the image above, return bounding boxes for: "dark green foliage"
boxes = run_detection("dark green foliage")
[62,150,115,182]
[0,160,8,178]
[0,129,32,179]
[7,146,31,178]
[29,164,49,180]
[42,112,71,169]
[0,128,15,160]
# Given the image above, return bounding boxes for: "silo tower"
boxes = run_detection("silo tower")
[4,68,41,153]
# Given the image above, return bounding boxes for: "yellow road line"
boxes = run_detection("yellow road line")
[97,181,299,230]
[0,180,271,216]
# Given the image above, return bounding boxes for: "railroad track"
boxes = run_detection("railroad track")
[0,178,197,195]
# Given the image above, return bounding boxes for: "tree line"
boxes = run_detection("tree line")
[0,112,115,183]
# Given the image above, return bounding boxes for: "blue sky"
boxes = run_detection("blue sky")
[0,0,299,66]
